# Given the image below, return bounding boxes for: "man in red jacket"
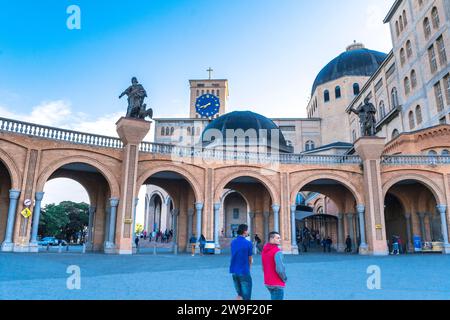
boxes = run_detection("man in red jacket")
[262,231,287,300]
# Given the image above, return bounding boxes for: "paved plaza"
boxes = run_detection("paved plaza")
[1,252,449,300]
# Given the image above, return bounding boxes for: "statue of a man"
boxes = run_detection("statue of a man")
[119,77,153,120]
[350,97,377,137]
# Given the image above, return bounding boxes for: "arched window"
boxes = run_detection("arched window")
[305,140,315,151]
[409,110,415,129]
[415,105,423,125]
[404,77,411,95]
[391,87,399,107]
[411,70,417,88]
[217,89,220,96]
[335,86,341,99]
[442,150,450,155]
[192,127,195,136]
[423,17,431,38]
[428,150,438,155]
[187,127,191,135]
[406,40,413,58]
[165,127,170,136]
[170,127,175,135]
[392,129,400,139]
[403,10,408,26]
[196,90,200,97]
[399,15,404,31]
[432,7,440,29]
[353,83,360,96]
[379,101,386,120]
[324,90,330,103]
[161,127,166,136]
[400,48,406,65]
[395,21,400,37]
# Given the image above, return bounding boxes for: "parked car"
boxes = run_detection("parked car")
[38,237,59,246]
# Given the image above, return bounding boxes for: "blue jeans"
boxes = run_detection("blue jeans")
[267,287,284,300]
[232,274,252,300]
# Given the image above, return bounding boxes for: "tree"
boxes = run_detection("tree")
[135,223,144,235]
[39,201,89,243]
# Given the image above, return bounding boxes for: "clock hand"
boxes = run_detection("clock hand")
[200,102,211,109]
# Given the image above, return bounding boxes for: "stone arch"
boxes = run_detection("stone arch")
[220,189,251,209]
[47,173,95,205]
[290,172,364,206]
[36,155,120,198]
[382,173,445,205]
[147,189,167,205]
[136,164,203,203]
[214,170,279,204]
[0,148,21,190]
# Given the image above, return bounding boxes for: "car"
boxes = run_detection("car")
[37,237,59,246]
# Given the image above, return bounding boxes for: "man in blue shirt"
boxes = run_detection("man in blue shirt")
[229,224,253,300]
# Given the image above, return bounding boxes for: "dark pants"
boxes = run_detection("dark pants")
[232,274,252,300]
[267,287,284,300]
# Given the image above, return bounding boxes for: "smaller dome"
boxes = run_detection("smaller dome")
[201,111,293,153]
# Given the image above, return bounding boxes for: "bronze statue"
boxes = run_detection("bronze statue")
[350,97,377,137]
[119,77,153,120]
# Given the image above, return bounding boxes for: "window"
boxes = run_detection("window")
[428,150,438,155]
[217,89,220,96]
[187,127,191,135]
[391,87,399,107]
[406,40,413,58]
[428,45,438,73]
[305,140,315,151]
[170,127,175,135]
[416,105,423,125]
[434,81,445,112]
[403,10,408,27]
[233,209,239,220]
[442,150,450,155]
[437,36,447,65]
[201,90,205,95]
[379,101,386,120]
[444,74,450,105]
[424,18,431,38]
[404,77,411,95]
[324,90,330,103]
[375,79,383,92]
[191,127,195,136]
[392,129,400,139]
[432,7,440,29]
[196,90,200,97]
[395,21,400,37]
[411,70,417,89]
[400,48,406,65]
[161,127,165,136]
[440,116,447,124]
[165,127,170,136]
[335,86,341,99]
[399,15,404,31]
[409,111,415,129]
[353,83,360,96]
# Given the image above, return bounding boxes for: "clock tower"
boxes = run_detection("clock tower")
[189,77,228,119]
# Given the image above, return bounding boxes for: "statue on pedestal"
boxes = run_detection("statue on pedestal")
[350,97,377,137]
[119,77,153,120]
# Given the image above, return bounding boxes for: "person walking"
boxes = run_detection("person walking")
[229,224,253,301]
[134,236,140,253]
[189,234,197,256]
[254,234,262,254]
[391,236,400,255]
[199,234,206,255]
[345,235,352,253]
[262,231,287,300]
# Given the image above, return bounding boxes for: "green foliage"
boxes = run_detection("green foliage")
[135,223,144,235]
[39,201,89,242]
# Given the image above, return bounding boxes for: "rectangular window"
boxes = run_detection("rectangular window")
[444,74,450,105]
[279,126,296,132]
[197,84,205,88]
[386,64,396,79]
[434,81,445,112]
[437,36,447,66]
[429,45,438,73]
[375,79,383,92]
[233,209,239,220]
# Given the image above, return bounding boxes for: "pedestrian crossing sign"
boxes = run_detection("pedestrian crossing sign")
[21,208,32,218]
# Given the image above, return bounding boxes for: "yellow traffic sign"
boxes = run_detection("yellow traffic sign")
[21,208,32,219]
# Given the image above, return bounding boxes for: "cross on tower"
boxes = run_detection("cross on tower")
[207,67,214,80]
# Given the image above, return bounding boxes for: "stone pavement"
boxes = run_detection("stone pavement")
[0,252,449,300]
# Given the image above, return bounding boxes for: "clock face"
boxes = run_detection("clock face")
[195,94,220,118]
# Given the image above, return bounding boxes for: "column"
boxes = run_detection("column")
[195,202,203,253]
[105,198,119,254]
[132,198,139,252]
[248,212,255,238]
[172,208,180,255]
[437,205,450,254]
[214,203,221,253]
[104,206,110,244]
[426,212,434,241]
[347,213,355,253]
[272,204,280,233]
[186,208,194,252]
[263,212,270,243]
[418,212,427,242]
[1,190,21,252]
[337,213,345,252]
[84,206,96,251]
[404,213,413,253]
[30,192,45,249]
[290,205,299,254]
[357,204,368,254]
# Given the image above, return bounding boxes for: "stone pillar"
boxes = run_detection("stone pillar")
[404,213,413,253]
[195,202,203,253]
[1,190,21,252]
[115,117,151,255]
[437,205,450,254]
[186,208,194,251]
[104,206,111,244]
[172,208,180,255]
[337,213,345,252]
[214,203,221,254]
[29,192,45,252]
[354,137,389,255]
[105,198,119,254]
[272,204,280,233]
[357,204,369,255]
[418,212,427,242]
[248,212,255,238]
[290,205,299,254]
[263,212,270,243]
[84,206,96,251]
[347,213,355,253]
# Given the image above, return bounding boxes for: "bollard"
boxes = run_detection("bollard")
[82,244,86,254]
[58,244,62,253]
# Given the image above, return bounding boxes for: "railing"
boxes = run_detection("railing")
[0,117,124,149]
[382,155,450,165]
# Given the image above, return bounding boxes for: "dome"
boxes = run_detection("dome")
[201,111,293,153]
[311,43,387,95]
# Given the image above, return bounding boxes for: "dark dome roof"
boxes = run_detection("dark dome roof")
[311,44,387,95]
[201,111,293,153]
